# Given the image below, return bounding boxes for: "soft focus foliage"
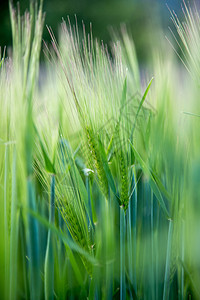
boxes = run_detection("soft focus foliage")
[1,1,200,299]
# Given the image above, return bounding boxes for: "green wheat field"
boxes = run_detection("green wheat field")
[1,1,200,299]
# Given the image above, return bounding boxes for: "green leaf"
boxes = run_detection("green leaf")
[131,77,154,138]
[9,149,19,300]
[120,77,127,107]
[98,137,116,195]
[26,207,97,266]
[179,259,200,298]
[129,140,170,219]
[44,175,55,300]
[34,124,55,174]
[152,171,172,202]
[137,77,154,116]
[64,142,89,210]
[163,220,173,300]
[183,111,200,118]
[120,206,126,299]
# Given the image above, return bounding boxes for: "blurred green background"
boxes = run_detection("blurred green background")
[0,0,182,62]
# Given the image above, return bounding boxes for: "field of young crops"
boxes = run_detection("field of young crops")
[1,1,200,299]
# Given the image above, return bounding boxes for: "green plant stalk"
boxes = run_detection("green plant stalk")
[19,209,28,300]
[151,189,155,300]
[181,220,185,300]
[65,244,84,286]
[9,149,19,300]
[4,145,9,299]
[127,202,134,299]
[57,209,64,294]
[131,166,138,295]
[86,175,94,228]
[120,206,126,299]
[119,150,129,213]
[105,202,114,300]
[144,179,152,298]
[44,174,55,300]
[127,169,137,296]
[163,219,173,300]
[89,277,98,300]
[155,205,160,300]
[27,178,41,300]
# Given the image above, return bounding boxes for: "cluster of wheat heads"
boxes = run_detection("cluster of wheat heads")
[1,0,200,299]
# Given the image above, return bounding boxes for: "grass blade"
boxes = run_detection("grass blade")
[120,206,126,299]
[9,149,19,300]
[131,77,154,138]
[27,179,41,300]
[163,219,173,300]
[129,140,170,219]
[4,145,9,299]
[44,175,55,300]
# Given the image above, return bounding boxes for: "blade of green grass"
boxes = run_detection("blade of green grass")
[34,124,55,174]
[27,178,41,300]
[163,219,173,300]
[129,140,170,219]
[150,189,155,300]
[98,137,116,195]
[130,77,154,138]
[26,207,97,265]
[9,149,19,300]
[179,259,200,299]
[4,145,9,300]
[44,175,55,300]
[120,206,126,299]
[182,111,200,118]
